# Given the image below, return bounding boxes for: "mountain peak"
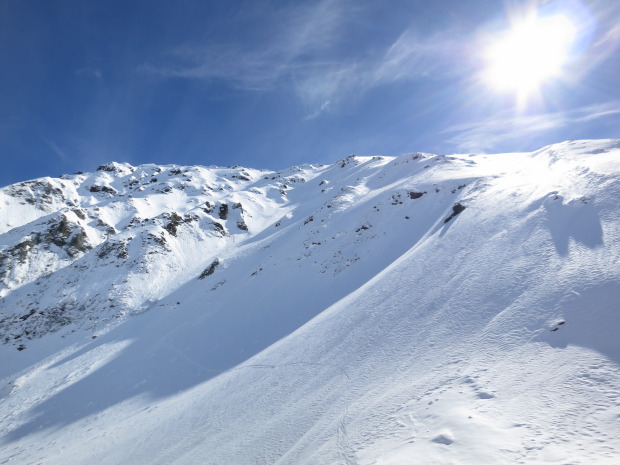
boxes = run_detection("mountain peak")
[1,140,619,464]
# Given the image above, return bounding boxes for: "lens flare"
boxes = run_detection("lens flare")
[484,14,576,100]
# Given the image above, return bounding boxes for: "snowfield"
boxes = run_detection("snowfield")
[1,139,619,464]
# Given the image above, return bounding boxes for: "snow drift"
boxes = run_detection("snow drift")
[1,139,619,464]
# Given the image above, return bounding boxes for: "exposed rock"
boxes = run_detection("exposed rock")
[211,222,226,236]
[4,235,40,264]
[89,185,117,195]
[68,230,91,256]
[4,180,65,209]
[149,233,168,249]
[97,240,129,260]
[96,162,133,173]
[338,155,358,168]
[444,203,466,224]
[164,212,184,237]
[408,191,425,199]
[44,216,73,247]
[199,259,220,279]
[72,208,87,220]
[391,194,403,205]
[219,204,229,220]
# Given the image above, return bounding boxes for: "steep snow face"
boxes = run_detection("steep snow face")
[1,140,620,464]
[0,161,322,343]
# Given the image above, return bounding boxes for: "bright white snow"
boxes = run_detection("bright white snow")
[1,140,619,464]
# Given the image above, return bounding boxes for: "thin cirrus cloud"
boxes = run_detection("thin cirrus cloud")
[584,22,620,74]
[292,61,363,119]
[42,138,70,162]
[370,29,467,86]
[142,0,349,90]
[76,68,103,79]
[443,101,620,152]
[287,31,462,120]
[141,0,467,118]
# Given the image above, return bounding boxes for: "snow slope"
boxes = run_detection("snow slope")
[1,140,619,464]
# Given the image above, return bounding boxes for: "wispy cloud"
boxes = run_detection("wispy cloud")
[370,29,467,85]
[293,62,360,119]
[142,0,349,90]
[42,138,69,161]
[586,21,620,72]
[141,0,468,118]
[443,101,620,152]
[76,68,103,79]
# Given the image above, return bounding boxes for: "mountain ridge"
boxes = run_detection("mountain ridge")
[1,139,619,464]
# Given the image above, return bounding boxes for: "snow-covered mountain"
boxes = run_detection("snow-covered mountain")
[1,139,619,464]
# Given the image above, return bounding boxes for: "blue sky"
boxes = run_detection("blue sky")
[1,0,619,187]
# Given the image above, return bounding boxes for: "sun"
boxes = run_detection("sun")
[484,13,576,101]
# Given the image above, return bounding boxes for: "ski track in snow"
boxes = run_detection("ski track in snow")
[0,140,620,464]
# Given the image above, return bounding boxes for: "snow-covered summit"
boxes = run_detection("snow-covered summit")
[0,160,326,339]
[1,140,619,464]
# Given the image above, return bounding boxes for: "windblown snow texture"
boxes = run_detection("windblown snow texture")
[1,140,619,464]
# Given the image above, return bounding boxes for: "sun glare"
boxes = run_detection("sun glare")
[485,14,576,100]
